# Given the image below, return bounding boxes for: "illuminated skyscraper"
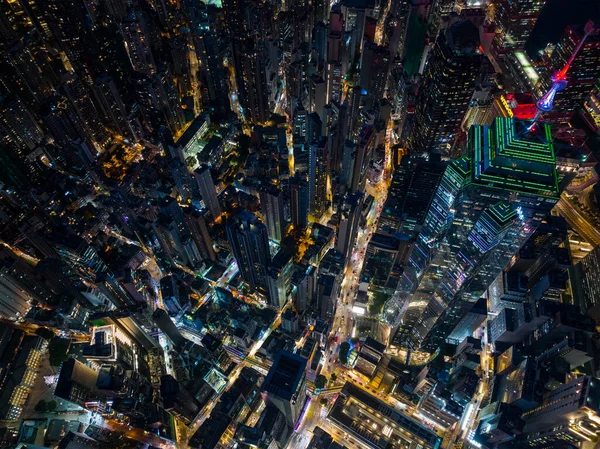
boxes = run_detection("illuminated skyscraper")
[386,117,566,351]
[408,19,484,154]
[493,0,547,50]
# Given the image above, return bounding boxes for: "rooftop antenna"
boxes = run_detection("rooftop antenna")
[528,20,596,131]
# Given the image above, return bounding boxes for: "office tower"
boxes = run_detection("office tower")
[267,251,294,309]
[194,164,222,220]
[259,185,286,243]
[309,74,326,119]
[262,350,308,427]
[377,154,446,236]
[197,24,231,119]
[308,136,329,219]
[0,95,44,152]
[408,19,484,154]
[336,192,364,262]
[120,11,156,74]
[520,376,600,448]
[534,22,600,124]
[359,43,391,109]
[226,210,271,290]
[492,0,547,51]
[385,118,566,351]
[92,75,138,141]
[290,175,310,229]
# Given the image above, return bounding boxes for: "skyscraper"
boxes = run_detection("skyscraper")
[266,251,294,309]
[262,350,308,427]
[492,0,547,50]
[194,164,222,221]
[386,118,567,351]
[308,136,329,219]
[519,375,600,448]
[259,184,286,243]
[359,43,391,109]
[408,19,484,154]
[226,210,271,290]
[290,175,310,230]
[336,192,364,262]
[197,20,231,119]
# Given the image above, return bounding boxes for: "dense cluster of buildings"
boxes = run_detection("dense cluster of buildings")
[0,0,599,448]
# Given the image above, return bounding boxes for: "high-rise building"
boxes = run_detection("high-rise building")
[534,22,600,124]
[262,350,308,427]
[266,251,294,309]
[309,74,326,119]
[0,94,45,152]
[492,0,547,50]
[194,164,222,220]
[308,136,329,219]
[520,375,600,448]
[197,24,231,119]
[236,39,270,124]
[226,210,271,290]
[377,154,446,236]
[120,11,157,75]
[569,243,600,321]
[92,75,138,141]
[359,43,391,109]
[336,192,364,262]
[259,184,286,243]
[386,118,567,351]
[408,19,484,154]
[290,175,310,229]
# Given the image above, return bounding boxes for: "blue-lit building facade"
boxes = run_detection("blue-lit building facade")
[385,117,567,352]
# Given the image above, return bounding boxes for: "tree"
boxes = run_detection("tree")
[46,400,57,412]
[35,327,55,340]
[35,400,47,412]
[315,374,327,390]
[339,342,350,365]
